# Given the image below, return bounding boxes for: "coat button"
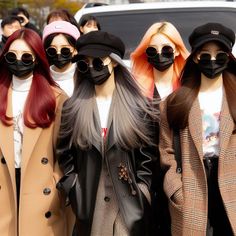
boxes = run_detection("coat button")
[41,157,48,165]
[1,157,6,164]
[43,188,51,195]
[45,211,51,218]
[104,196,110,202]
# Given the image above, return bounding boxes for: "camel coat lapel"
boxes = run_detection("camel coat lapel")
[219,94,234,159]
[189,99,204,159]
[0,88,16,198]
[21,125,42,180]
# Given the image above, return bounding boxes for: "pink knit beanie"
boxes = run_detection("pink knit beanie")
[42,20,80,42]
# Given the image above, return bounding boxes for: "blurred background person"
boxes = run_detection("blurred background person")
[46,9,79,29]
[9,7,41,36]
[0,15,22,53]
[131,22,189,100]
[78,15,101,35]
[43,20,80,96]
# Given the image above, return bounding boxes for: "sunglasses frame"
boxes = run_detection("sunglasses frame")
[77,57,110,73]
[197,51,229,62]
[146,45,175,58]
[4,51,35,66]
[46,46,73,58]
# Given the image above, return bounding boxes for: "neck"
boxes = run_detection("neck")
[199,74,223,92]
[95,72,115,99]
[153,65,173,86]
[53,62,73,73]
[12,74,33,92]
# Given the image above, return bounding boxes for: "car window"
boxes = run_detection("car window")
[84,8,236,59]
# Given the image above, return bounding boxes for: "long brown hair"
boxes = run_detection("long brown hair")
[167,52,236,130]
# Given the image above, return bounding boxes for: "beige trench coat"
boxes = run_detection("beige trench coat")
[0,87,74,236]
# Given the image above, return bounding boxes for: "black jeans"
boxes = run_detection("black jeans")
[204,157,233,236]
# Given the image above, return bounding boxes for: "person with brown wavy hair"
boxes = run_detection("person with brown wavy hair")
[159,22,236,235]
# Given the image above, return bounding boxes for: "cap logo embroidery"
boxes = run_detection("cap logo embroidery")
[211,30,219,35]
[55,25,63,29]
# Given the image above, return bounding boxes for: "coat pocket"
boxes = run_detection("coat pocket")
[169,187,183,209]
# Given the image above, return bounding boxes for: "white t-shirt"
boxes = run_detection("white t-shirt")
[155,82,172,100]
[12,75,32,168]
[96,97,112,138]
[50,63,76,97]
[198,87,223,158]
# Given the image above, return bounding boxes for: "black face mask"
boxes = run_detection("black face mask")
[148,54,174,72]
[7,60,35,78]
[197,57,228,79]
[79,65,111,85]
[50,53,72,69]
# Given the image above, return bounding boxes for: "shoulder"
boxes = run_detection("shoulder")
[51,86,69,108]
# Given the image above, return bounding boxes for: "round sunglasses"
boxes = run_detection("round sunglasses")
[146,45,174,58]
[46,47,72,58]
[198,52,229,64]
[4,51,35,66]
[77,57,109,73]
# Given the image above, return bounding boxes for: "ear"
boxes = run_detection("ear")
[174,48,180,57]
[193,54,199,64]
[112,61,118,67]
[79,26,84,33]
[72,49,78,57]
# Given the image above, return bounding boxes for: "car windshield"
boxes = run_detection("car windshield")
[88,7,236,59]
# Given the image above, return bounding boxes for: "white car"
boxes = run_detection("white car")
[75,1,236,66]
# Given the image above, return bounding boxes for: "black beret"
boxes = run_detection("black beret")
[189,22,235,52]
[76,31,125,59]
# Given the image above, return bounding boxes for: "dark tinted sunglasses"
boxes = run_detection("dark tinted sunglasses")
[4,51,35,65]
[146,46,174,58]
[46,47,72,57]
[18,16,25,24]
[77,58,107,73]
[198,52,229,64]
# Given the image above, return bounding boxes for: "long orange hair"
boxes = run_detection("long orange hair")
[131,22,189,98]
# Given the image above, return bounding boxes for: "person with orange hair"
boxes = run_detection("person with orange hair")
[131,22,189,100]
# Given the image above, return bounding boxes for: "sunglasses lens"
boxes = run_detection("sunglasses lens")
[216,52,228,64]
[199,53,211,62]
[5,52,17,64]
[162,46,174,58]
[61,47,71,57]
[19,17,24,24]
[77,60,88,73]
[93,58,104,71]
[21,53,34,65]
[46,47,57,57]
[146,47,157,58]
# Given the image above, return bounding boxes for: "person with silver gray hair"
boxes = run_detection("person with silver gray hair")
[56,30,159,236]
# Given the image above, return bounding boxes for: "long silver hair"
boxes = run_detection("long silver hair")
[59,53,159,150]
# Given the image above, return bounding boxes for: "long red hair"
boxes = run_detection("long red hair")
[0,28,58,128]
[131,22,189,98]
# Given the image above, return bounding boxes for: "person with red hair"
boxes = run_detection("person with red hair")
[131,22,189,100]
[0,28,73,236]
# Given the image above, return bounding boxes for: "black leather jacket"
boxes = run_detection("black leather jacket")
[56,116,155,236]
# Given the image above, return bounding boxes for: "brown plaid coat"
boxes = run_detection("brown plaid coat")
[159,95,236,235]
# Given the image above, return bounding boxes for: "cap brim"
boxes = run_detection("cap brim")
[77,48,111,58]
[192,35,231,51]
